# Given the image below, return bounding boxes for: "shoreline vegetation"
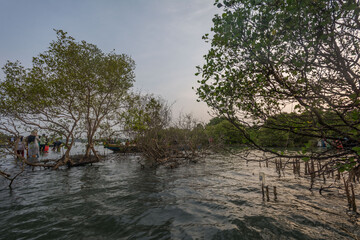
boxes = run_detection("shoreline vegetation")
[0,0,360,231]
[193,0,360,220]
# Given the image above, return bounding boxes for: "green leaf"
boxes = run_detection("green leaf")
[352,146,360,154]
[302,157,310,162]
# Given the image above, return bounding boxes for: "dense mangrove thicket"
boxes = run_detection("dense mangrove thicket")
[195,0,360,214]
[197,0,360,172]
[122,94,211,167]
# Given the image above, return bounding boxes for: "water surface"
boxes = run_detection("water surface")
[0,150,359,239]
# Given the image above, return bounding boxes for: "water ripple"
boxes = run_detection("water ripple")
[0,153,358,239]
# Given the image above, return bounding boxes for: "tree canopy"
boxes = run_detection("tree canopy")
[0,30,135,167]
[197,0,360,165]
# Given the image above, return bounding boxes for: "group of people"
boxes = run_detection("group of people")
[317,137,357,150]
[14,130,62,161]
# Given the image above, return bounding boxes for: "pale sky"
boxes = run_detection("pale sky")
[0,0,220,122]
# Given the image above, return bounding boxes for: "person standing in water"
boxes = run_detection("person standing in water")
[27,130,40,162]
[16,136,25,157]
[39,134,47,153]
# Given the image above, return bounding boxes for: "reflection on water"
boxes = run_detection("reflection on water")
[0,152,359,239]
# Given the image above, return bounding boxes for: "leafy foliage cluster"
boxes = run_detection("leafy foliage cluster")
[0,30,135,165]
[205,115,313,148]
[197,0,360,169]
[123,96,210,166]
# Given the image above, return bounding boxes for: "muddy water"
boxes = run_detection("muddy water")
[0,150,359,239]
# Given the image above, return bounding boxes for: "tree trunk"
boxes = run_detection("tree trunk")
[91,145,100,160]
[53,138,74,170]
[85,144,92,158]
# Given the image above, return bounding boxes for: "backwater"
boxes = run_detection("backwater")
[0,145,359,239]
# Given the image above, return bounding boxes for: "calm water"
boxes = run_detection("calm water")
[0,148,359,239]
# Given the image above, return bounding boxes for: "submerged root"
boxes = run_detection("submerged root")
[140,154,200,169]
[52,154,101,169]
[16,154,103,170]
